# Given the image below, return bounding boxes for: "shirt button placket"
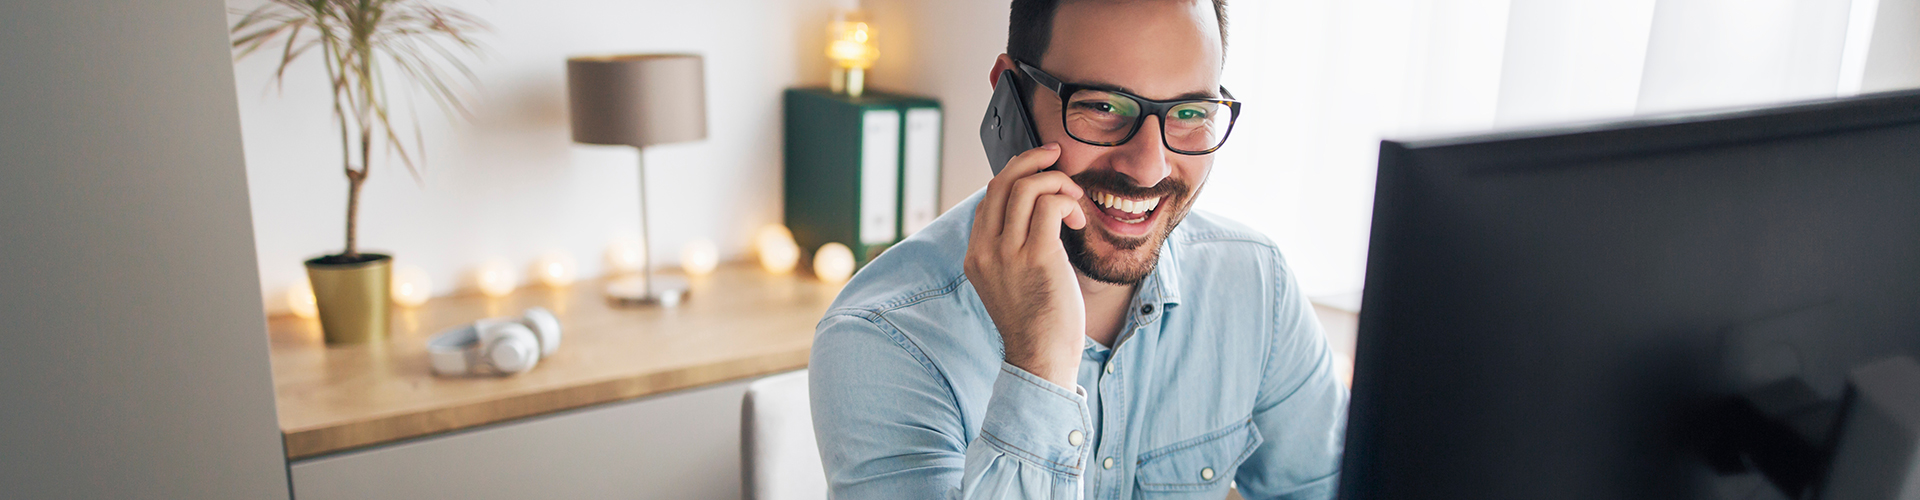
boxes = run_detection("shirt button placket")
[1098,330,1138,500]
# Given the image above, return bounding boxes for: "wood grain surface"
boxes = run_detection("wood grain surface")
[267,263,842,459]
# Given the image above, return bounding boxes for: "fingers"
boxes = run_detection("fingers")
[975,144,1062,237]
[972,143,1065,253]
[1028,193,1086,252]
[1001,170,1082,252]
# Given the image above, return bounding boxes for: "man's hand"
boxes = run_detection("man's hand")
[964,143,1088,389]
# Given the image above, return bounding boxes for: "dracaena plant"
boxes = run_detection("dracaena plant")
[231,0,487,260]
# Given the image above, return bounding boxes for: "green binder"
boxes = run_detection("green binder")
[783,88,943,269]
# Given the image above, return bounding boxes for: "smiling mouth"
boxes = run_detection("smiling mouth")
[1090,191,1162,224]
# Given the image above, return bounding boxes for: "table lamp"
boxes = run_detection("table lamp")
[567,53,707,306]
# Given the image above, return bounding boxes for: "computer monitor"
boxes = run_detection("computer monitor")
[1342,91,1920,499]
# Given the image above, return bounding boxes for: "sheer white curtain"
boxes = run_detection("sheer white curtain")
[1202,0,1898,304]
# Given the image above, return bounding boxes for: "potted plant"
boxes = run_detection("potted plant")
[231,0,487,343]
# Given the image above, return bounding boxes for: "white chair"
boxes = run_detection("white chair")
[741,369,828,500]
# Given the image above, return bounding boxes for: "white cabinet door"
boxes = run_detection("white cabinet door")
[291,378,755,500]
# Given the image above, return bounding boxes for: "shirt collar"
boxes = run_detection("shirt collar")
[1146,234,1184,308]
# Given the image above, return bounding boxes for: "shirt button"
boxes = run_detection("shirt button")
[1068,430,1085,446]
[1103,457,1115,469]
[1201,466,1215,481]
[1105,362,1116,374]
[1141,304,1155,315]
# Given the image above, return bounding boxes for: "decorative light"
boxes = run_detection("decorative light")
[532,251,578,288]
[288,276,319,319]
[813,242,856,284]
[391,265,433,308]
[475,258,519,298]
[755,224,801,274]
[604,234,646,275]
[682,239,720,277]
[827,11,879,97]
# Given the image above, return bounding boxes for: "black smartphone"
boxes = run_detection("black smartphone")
[980,69,1043,175]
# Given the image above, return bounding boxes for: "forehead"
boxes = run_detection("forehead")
[1040,0,1223,101]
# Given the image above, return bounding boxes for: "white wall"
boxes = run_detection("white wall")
[235,0,849,313]
[242,0,1920,310]
[1638,0,1855,114]
[0,0,290,497]
[1858,0,1920,92]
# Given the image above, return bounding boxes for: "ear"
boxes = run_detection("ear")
[989,53,1018,89]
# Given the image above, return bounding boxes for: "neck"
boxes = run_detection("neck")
[1078,272,1137,347]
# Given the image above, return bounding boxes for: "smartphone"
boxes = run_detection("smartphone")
[980,69,1043,175]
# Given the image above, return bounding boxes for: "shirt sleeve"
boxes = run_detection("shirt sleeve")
[1233,255,1349,500]
[811,313,1094,500]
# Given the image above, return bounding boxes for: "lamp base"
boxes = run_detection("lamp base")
[606,275,688,308]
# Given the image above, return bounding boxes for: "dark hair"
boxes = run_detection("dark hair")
[1008,0,1228,64]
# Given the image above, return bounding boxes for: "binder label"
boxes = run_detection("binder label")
[860,109,901,245]
[903,107,943,237]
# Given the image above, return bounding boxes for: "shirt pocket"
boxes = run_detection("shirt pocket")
[1134,419,1264,493]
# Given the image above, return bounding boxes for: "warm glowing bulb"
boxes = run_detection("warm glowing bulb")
[391,265,432,308]
[756,225,800,274]
[475,258,519,298]
[288,277,319,319]
[813,242,856,284]
[532,251,578,287]
[826,16,879,69]
[605,234,646,275]
[682,239,719,277]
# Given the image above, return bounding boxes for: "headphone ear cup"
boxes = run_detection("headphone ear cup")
[519,307,562,356]
[476,319,539,374]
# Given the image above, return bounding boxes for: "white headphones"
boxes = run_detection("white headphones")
[427,307,562,376]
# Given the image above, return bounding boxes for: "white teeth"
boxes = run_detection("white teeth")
[1092,192,1161,216]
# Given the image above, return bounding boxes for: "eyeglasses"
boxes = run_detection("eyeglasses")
[1017,60,1242,155]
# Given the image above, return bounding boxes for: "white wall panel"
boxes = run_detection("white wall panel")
[0,1,290,497]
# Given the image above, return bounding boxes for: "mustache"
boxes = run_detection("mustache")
[1069,169,1189,200]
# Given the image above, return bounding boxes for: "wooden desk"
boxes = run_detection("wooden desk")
[267,263,841,460]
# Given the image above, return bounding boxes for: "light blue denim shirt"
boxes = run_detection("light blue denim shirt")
[810,189,1347,499]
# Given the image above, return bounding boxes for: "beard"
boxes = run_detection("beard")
[1062,168,1198,285]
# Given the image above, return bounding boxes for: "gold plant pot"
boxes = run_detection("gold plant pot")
[305,253,392,344]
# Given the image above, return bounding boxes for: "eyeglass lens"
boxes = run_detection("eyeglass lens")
[1064,89,1228,153]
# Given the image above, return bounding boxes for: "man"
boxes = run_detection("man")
[809,1,1347,498]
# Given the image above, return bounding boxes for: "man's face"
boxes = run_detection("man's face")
[1029,0,1223,285]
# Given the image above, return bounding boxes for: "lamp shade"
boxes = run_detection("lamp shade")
[567,54,707,147]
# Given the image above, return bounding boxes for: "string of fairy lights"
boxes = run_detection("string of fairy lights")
[285,224,855,318]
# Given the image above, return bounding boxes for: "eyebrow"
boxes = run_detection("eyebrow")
[1077,81,1219,101]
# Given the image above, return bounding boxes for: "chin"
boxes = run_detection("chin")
[1064,206,1185,286]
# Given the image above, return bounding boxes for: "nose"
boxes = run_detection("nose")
[1109,116,1173,187]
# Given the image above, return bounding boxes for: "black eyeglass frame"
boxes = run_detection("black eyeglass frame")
[1015,60,1242,155]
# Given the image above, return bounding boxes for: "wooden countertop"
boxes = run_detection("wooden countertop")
[267,263,842,460]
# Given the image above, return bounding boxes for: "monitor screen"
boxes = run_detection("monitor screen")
[1343,91,1920,500]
